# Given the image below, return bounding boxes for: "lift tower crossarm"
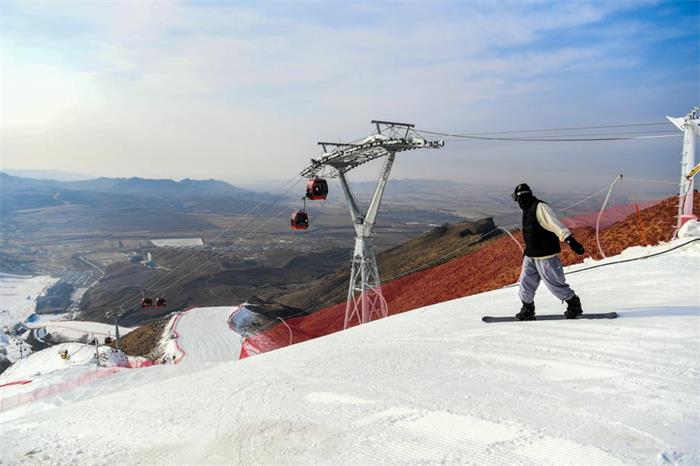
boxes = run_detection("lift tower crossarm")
[371,120,415,138]
[300,124,443,179]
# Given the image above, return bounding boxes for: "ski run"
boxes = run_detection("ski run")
[0,238,699,465]
[174,306,243,364]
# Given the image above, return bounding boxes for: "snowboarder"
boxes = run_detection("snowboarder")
[511,183,586,320]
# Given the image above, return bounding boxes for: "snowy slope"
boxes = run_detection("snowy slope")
[0,343,126,398]
[1,240,699,465]
[176,306,242,363]
[24,320,134,344]
[0,343,100,383]
[0,274,56,329]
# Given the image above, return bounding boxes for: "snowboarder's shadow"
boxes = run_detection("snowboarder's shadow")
[616,306,700,319]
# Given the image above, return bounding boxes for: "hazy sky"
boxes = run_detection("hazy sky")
[0,1,698,191]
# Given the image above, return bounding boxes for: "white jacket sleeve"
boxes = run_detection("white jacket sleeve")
[536,203,571,242]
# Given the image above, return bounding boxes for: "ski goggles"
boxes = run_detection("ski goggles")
[511,189,531,201]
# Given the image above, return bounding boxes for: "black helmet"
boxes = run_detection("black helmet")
[511,183,532,201]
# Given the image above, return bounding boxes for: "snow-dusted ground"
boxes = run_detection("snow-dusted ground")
[1,239,699,465]
[150,238,203,247]
[0,274,57,329]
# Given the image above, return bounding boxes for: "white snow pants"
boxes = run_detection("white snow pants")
[518,255,576,304]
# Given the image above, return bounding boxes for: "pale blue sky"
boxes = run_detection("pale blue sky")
[0,1,697,190]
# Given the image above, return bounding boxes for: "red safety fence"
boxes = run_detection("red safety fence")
[0,306,240,413]
[238,318,314,359]
[170,311,187,364]
[119,358,156,369]
[0,352,162,413]
[154,306,196,364]
[239,194,699,360]
[0,380,32,389]
[239,338,259,359]
[0,367,122,413]
[0,314,183,412]
[561,199,663,229]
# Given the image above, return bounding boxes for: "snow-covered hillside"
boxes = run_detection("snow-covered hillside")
[0,274,56,329]
[24,320,134,344]
[0,343,125,394]
[0,274,59,366]
[1,239,698,465]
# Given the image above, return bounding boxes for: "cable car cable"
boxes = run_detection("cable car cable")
[115,173,304,313]
[114,124,373,313]
[241,236,700,346]
[439,130,679,142]
[146,173,303,291]
[155,181,304,292]
[278,183,615,319]
[415,121,673,137]
[159,203,297,293]
[297,181,628,315]
[623,178,680,185]
[415,130,681,142]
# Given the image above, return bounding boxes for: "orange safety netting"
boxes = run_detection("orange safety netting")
[239,194,699,359]
[561,199,662,229]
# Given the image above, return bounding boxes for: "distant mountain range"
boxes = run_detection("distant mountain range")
[1,169,94,182]
[0,173,270,216]
[61,176,258,200]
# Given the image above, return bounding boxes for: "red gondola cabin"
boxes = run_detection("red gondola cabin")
[290,211,309,230]
[155,297,167,308]
[141,297,154,308]
[305,178,328,200]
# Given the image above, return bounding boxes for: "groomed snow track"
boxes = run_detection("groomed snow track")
[174,306,243,364]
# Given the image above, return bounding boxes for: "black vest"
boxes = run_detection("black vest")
[522,199,561,257]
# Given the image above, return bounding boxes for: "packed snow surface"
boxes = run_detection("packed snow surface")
[154,306,243,364]
[679,219,700,238]
[176,306,242,364]
[1,239,699,465]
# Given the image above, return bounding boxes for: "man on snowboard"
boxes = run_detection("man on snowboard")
[512,183,586,320]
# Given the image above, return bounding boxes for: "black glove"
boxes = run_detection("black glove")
[565,236,585,255]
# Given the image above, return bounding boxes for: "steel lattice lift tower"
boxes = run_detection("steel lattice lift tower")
[300,120,443,329]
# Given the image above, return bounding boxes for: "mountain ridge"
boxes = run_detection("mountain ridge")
[0,172,266,216]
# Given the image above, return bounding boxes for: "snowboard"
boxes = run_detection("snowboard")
[482,312,618,323]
